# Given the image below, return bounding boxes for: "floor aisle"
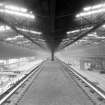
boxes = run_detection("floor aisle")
[18,60,93,105]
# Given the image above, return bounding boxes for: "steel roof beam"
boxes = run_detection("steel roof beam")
[57,19,105,51]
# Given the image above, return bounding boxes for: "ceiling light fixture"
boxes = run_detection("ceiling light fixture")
[0,25,11,31]
[5,5,28,13]
[84,3,105,11]
[5,37,17,41]
[88,32,105,39]
[15,35,24,38]
[102,24,105,28]
[76,8,105,18]
[17,28,42,35]
[88,32,97,37]
[0,9,35,19]
[5,35,24,41]
[67,26,93,34]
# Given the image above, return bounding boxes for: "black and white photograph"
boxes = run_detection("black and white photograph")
[0,0,105,105]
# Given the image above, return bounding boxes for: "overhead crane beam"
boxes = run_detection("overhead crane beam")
[48,0,56,60]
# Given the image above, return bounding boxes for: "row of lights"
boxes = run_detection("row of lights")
[65,2,105,47]
[0,3,35,19]
[67,26,93,34]
[0,25,42,35]
[17,28,42,35]
[67,2,105,36]
[5,35,24,41]
[0,25,11,31]
[76,2,105,18]
[88,32,105,39]
[66,31,105,47]
[0,3,44,47]
[0,3,43,43]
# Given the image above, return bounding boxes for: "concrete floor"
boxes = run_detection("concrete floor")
[18,60,93,105]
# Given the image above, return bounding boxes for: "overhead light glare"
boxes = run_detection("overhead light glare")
[6,37,17,41]
[17,28,42,35]
[76,8,105,18]
[5,35,24,41]
[97,36,105,39]
[15,35,24,38]
[102,24,105,28]
[5,5,28,13]
[88,32,105,39]
[79,39,87,42]
[67,30,80,34]
[84,3,105,11]
[0,9,35,19]
[0,25,11,31]
[88,32,97,37]
[67,26,93,34]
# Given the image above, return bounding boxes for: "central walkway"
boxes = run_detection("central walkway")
[18,60,93,105]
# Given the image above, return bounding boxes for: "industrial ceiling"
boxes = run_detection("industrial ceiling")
[0,0,105,53]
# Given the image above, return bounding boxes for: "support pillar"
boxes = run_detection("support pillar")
[51,50,54,61]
